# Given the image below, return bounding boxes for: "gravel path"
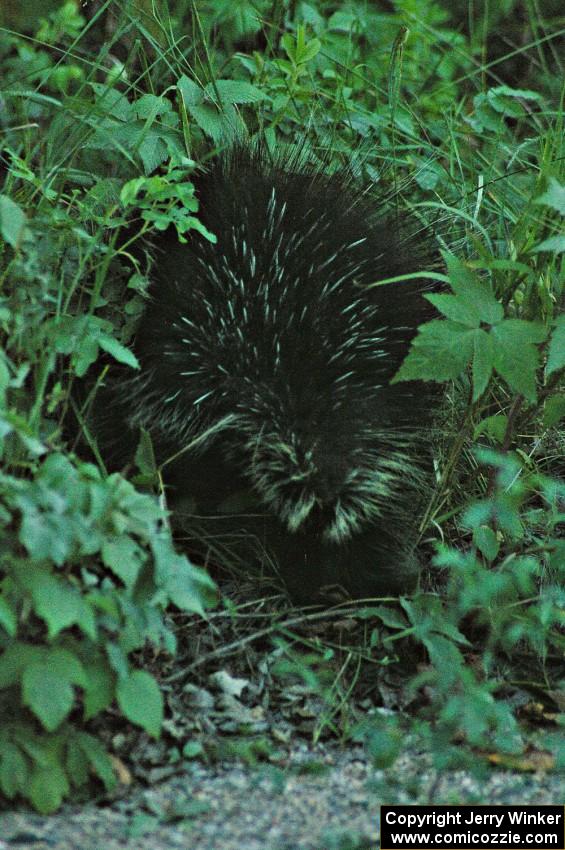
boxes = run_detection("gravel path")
[1,744,562,850]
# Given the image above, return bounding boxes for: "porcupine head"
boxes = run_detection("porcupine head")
[124,148,439,601]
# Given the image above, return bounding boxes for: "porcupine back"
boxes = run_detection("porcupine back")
[104,147,441,601]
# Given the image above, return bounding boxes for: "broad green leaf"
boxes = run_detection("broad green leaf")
[26,568,96,639]
[151,534,216,615]
[101,536,145,589]
[426,293,480,327]
[0,642,45,688]
[133,93,172,119]
[473,526,500,562]
[177,75,204,106]
[21,648,86,731]
[116,669,163,737]
[443,253,504,325]
[83,659,115,720]
[0,195,26,247]
[393,319,474,383]
[22,663,76,731]
[546,315,565,377]
[208,80,268,104]
[0,742,29,798]
[491,319,547,402]
[29,762,70,814]
[19,506,71,566]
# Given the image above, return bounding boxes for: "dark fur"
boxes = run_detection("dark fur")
[95,147,441,601]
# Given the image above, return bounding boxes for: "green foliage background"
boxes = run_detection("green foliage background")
[0,0,563,813]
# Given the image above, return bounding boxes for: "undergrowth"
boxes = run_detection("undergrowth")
[0,0,563,812]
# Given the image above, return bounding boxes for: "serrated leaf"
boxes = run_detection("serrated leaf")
[546,315,565,377]
[116,670,163,737]
[0,195,27,247]
[443,254,504,325]
[138,133,168,175]
[207,80,268,105]
[98,334,139,369]
[393,319,474,383]
[133,93,172,119]
[177,75,204,106]
[491,320,547,402]
[426,293,480,327]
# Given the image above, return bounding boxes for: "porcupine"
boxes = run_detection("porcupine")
[100,146,441,602]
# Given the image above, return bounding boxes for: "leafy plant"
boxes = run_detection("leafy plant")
[0,0,563,815]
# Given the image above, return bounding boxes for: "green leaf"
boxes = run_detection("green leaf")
[98,334,139,369]
[546,315,565,377]
[151,534,216,615]
[73,732,116,790]
[542,394,565,428]
[0,595,17,636]
[355,605,409,629]
[26,568,97,639]
[0,194,27,247]
[101,536,145,589]
[22,649,86,731]
[474,414,508,444]
[29,762,70,814]
[491,319,547,402]
[133,93,173,119]
[426,293,480,327]
[207,80,268,105]
[393,319,475,383]
[0,642,45,688]
[177,75,204,106]
[473,526,500,562]
[116,669,163,737]
[22,663,75,731]
[471,328,494,400]
[534,235,565,254]
[0,742,29,798]
[443,253,504,325]
[535,177,565,215]
[83,658,115,720]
